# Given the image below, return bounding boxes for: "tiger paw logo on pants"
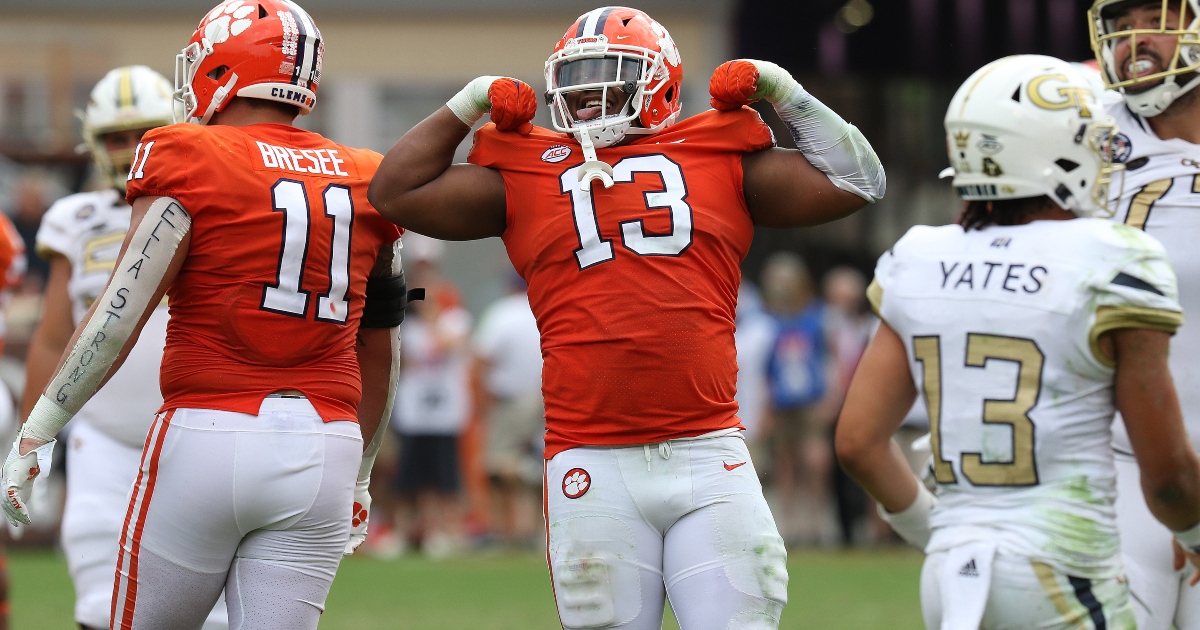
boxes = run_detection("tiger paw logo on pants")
[562,468,591,499]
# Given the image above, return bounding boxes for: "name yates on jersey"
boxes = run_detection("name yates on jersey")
[256,141,349,176]
[939,260,1048,294]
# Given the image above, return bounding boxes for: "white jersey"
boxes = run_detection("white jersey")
[36,189,168,448]
[870,219,1182,578]
[1106,91,1200,456]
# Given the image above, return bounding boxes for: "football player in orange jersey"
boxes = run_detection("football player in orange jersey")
[369,6,884,628]
[0,2,407,629]
[0,210,25,630]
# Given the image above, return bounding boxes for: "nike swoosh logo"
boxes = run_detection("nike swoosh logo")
[616,35,630,40]
[723,461,747,471]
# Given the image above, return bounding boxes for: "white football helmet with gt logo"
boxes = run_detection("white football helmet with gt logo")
[942,55,1121,218]
[1089,0,1200,116]
[81,66,175,192]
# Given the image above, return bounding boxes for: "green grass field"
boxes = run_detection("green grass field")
[9,548,925,629]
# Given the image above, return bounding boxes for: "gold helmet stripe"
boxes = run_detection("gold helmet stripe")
[117,67,134,109]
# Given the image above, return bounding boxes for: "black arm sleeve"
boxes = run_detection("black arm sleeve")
[361,265,424,328]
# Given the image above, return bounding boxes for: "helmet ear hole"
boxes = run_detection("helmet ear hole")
[665,85,674,103]
[258,4,268,18]
[1055,158,1080,172]
[207,65,230,81]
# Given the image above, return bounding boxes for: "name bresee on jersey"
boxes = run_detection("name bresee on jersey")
[255,141,349,176]
[870,219,1181,579]
[1105,91,1200,455]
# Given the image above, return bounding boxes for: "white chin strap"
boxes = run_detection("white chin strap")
[197,72,239,125]
[1125,72,1200,117]
[572,117,632,191]
[576,130,615,191]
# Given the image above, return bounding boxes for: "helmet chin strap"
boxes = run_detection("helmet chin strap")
[576,129,614,191]
[1126,69,1200,117]
[198,72,239,125]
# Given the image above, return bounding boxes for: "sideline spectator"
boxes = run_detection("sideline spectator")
[392,236,473,558]
[735,280,775,467]
[472,273,543,548]
[761,252,831,544]
[10,172,58,291]
[821,266,878,545]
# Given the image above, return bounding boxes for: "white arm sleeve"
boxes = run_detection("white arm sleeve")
[22,197,191,443]
[751,60,886,203]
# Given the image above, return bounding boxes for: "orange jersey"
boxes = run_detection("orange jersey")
[0,211,25,356]
[469,108,775,457]
[126,123,402,422]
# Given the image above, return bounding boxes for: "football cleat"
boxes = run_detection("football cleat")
[175,0,323,125]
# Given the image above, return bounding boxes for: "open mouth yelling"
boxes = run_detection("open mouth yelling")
[572,90,625,122]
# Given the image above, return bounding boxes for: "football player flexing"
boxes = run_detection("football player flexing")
[21,65,226,630]
[369,6,884,628]
[1090,1,1200,628]
[837,55,1200,630]
[1,2,405,629]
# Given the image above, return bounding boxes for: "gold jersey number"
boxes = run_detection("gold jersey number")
[913,333,1043,487]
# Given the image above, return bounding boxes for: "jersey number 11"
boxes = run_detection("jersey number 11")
[260,178,354,325]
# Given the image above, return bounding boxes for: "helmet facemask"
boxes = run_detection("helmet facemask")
[1085,117,1124,217]
[944,56,1126,220]
[80,66,175,192]
[547,47,654,149]
[1090,0,1200,115]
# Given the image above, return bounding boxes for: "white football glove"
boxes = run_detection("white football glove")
[344,476,371,555]
[2,438,55,527]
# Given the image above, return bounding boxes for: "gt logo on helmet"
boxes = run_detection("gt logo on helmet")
[1027,74,1094,118]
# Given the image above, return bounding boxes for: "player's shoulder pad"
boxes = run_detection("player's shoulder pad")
[469,122,565,168]
[667,108,775,152]
[42,189,121,231]
[889,224,964,260]
[1074,217,1168,259]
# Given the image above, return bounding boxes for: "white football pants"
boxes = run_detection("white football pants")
[62,420,227,629]
[545,434,788,630]
[921,547,1135,629]
[1113,455,1200,629]
[111,398,361,630]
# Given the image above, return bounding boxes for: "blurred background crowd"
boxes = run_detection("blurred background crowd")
[0,0,1104,556]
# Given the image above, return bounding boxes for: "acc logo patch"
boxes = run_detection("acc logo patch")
[976,135,1003,156]
[562,468,591,499]
[1110,132,1133,164]
[541,145,572,163]
[75,204,95,220]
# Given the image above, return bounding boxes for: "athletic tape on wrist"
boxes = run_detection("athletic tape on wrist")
[27,197,191,442]
[878,483,937,549]
[447,76,503,128]
[1176,519,1200,552]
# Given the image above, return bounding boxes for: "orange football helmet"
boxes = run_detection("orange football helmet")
[545,6,683,148]
[175,0,323,125]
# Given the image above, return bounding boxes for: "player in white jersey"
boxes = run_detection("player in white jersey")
[1090,2,1200,627]
[1094,1,1200,624]
[21,66,226,630]
[836,54,1200,630]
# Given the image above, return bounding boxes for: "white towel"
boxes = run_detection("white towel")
[940,540,997,630]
